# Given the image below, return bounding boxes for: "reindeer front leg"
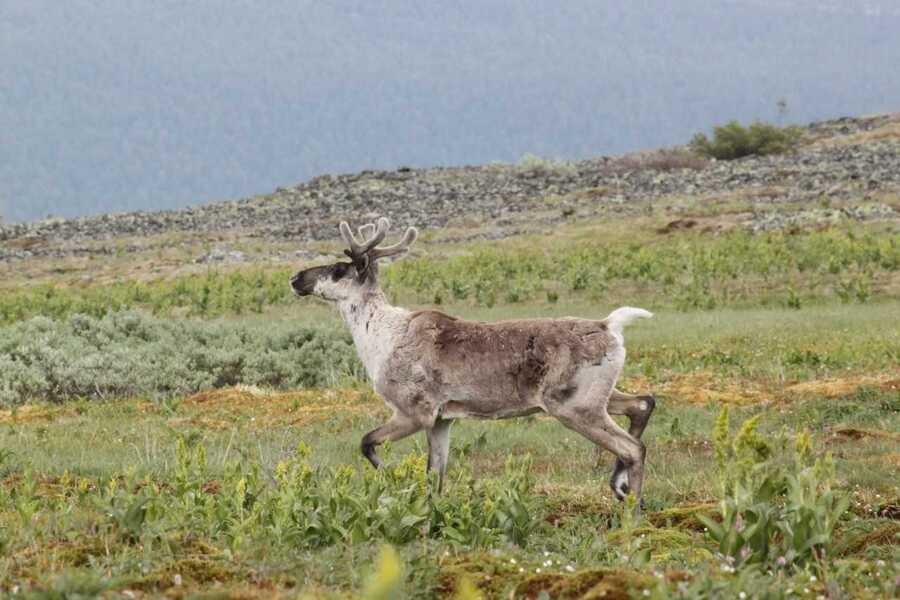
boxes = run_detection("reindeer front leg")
[360,413,422,468]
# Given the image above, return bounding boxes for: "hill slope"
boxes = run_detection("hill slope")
[1,113,899,266]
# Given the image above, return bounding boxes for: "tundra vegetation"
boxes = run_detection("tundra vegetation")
[0,195,898,597]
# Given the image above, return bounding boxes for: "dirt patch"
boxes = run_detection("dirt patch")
[876,501,900,520]
[826,427,900,444]
[656,218,698,234]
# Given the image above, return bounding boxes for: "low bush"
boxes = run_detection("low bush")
[690,121,803,160]
[0,311,361,405]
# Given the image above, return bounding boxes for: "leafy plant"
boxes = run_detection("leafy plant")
[699,408,849,569]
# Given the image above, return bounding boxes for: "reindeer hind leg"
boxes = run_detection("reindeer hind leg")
[600,389,656,496]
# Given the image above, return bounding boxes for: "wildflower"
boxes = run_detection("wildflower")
[565,565,575,573]
[809,575,817,582]
[734,514,744,531]
[509,558,516,565]
[739,593,746,599]
[777,556,787,566]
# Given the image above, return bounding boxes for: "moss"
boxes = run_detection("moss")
[606,526,714,564]
[647,503,718,532]
[514,568,654,600]
[438,553,526,598]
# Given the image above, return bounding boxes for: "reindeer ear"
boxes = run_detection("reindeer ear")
[354,254,370,282]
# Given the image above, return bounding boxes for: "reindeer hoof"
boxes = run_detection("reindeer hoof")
[611,470,629,500]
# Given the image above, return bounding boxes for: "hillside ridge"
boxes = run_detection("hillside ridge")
[2,113,899,263]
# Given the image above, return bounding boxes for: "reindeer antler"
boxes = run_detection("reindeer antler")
[369,227,418,260]
[339,217,417,262]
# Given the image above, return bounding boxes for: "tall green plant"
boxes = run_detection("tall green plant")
[699,408,849,569]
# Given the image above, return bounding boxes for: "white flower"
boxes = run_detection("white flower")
[565,565,575,573]
[809,575,817,582]
[509,558,517,564]
[739,593,746,599]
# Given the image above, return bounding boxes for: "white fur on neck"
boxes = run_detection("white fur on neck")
[336,287,409,385]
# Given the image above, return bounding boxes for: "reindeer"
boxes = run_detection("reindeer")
[290,218,656,504]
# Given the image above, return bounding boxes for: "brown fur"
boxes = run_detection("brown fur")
[292,218,656,503]
[381,312,615,421]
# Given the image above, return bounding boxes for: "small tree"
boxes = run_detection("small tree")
[690,120,803,160]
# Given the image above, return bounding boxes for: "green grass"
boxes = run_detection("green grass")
[1,203,899,597]
[1,224,897,325]
[1,305,897,598]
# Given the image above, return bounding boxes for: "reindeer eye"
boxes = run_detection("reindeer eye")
[331,263,350,281]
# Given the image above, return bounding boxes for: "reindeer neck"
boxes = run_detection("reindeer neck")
[336,286,410,384]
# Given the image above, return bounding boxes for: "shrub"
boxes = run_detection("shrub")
[690,121,803,160]
[0,311,362,404]
[516,153,578,178]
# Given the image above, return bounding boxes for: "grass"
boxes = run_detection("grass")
[1,305,897,598]
[1,221,898,325]
[1,191,898,597]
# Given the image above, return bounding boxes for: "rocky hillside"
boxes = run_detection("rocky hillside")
[2,113,899,262]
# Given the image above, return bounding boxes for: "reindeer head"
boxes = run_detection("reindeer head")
[290,217,418,301]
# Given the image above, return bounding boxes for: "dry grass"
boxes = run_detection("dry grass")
[175,386,386,430]
[626,372,899,407]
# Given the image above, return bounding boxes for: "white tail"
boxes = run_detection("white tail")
[605,306,653,336]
